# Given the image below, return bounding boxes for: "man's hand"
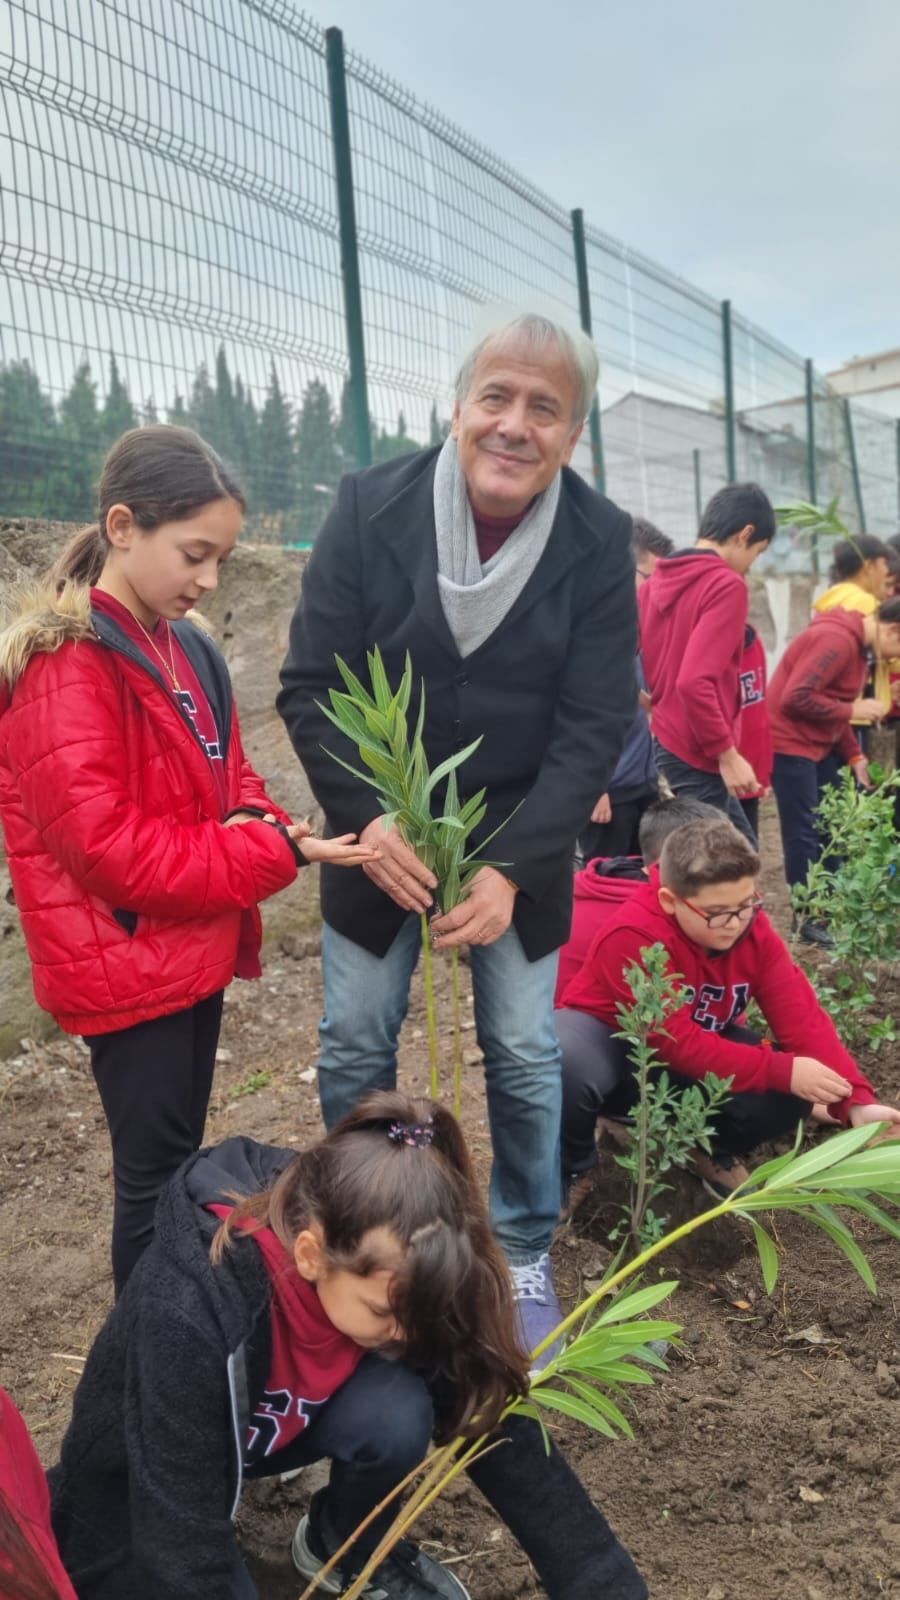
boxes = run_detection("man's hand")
[591,792,612,825]
[848,1101,900,1142]
[850,697,890,723]
[790,1056,852,1104]
[358,817,436,913]
[718,747,760,798]
[430,867,516,951]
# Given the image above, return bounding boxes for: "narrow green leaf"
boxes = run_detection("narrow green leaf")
[528,1387,619,1437]
[806,1204,877,1292]
[762,1123,882,1191]
[423,740,484,800]
[595,1281,679,1325]
[334,654,377,710]
[750,1219,779,1295]
[563,1376,635,1437]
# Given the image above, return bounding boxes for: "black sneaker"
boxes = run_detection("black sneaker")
[793,917,834,950]
[292,1496,470,1599]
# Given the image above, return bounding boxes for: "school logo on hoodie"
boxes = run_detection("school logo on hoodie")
[683,982,751,1032]
[246,1389,328,1462]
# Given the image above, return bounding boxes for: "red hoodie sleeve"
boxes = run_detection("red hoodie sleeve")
[750,916,875,1118]
[566,923,797,1095]
[674,582,748,759]
[777,634,859,727]
[231,705,294,825]
[0,1390,78,1599]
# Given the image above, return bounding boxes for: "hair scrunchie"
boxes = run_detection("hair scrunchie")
[387,1120,435,1149]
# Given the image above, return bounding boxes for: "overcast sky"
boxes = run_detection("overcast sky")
[301,0,899,373]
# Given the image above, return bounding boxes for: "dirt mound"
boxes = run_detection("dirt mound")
[0,519,319,1053]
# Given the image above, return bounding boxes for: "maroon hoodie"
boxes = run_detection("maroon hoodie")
[560,868,874,1117]
[768,608,865,764]
[639,549,748,772]
[554,856,645,1005]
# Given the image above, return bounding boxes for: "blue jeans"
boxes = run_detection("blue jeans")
[319,918,562,1263]
[654,742,757,843]
[771,750,843,891]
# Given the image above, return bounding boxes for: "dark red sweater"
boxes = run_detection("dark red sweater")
[768,608,864,764]
[0,1388,78,1597]
[738,625,773,794]
[560,870,874,1117]
[554,857,645,1005]
[639,550,748,772]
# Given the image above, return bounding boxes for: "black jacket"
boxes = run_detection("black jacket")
[277,448,637,960]
[50,1138,647,1600]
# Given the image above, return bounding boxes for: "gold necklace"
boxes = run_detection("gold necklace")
[133,614,182,693]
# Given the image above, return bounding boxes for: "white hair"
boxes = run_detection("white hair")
[454,312,599,426]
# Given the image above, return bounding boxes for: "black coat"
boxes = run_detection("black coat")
[277,448,638,960]
[49,1139,647,1600]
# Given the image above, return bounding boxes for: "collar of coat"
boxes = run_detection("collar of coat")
[0,579,212,688]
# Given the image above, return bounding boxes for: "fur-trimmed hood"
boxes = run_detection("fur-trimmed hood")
[0,581,93,690]
[0,582,214,694]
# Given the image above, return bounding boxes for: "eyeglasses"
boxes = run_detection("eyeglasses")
[675,892,763,930]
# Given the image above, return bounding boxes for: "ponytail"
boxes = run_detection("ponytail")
[50,523,107,591]
[211,1090,529,1437]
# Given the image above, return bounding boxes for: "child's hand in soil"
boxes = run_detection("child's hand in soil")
[848,1102,900,1142]
[791,1057,851,1104]
[294,828,381,867]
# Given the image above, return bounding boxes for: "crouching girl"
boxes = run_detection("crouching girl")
[50,1092,646,1600]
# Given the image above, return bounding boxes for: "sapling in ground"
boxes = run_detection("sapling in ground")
[793,766,900,1053]
[612,942,733,1251]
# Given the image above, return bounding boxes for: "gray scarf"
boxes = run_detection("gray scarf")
[433,437,561,658]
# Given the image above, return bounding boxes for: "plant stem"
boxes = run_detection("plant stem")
[450,947,463,1118]
[631,1043,650,1250]
[420,913,440,1099]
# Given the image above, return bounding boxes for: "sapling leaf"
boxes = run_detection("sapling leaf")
[761,1121,880,1191]
[749,1219,779,1295]
[594,1280,679,1324]
[805,1204,878,1292]
[527,1387,622,1436]
[423,740,484,799]
[334,654,379,710]
[317,745,391,792]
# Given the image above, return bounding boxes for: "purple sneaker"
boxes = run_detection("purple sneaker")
[510,1253,564,1374]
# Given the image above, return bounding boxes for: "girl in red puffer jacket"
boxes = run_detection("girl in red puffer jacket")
[0,425,378,1294]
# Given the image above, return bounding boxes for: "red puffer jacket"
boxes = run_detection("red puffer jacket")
[0,584,299,1035]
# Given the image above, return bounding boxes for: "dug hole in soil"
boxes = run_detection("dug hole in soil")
[1,521,899,1599]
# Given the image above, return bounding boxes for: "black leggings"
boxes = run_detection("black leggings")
[250,1355,646,1598]
[88,991,224,1295]
[557,1009,809,1178]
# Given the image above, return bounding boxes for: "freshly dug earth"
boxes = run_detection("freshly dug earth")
[2,805,900,1600]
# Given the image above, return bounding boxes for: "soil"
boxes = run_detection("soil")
[2,804,900,1600]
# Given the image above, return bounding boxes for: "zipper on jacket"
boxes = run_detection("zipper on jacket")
[226,1350,246,1520]
[92,620,222,769]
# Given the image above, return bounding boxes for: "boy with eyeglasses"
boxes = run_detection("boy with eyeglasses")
[558,816,899,1200]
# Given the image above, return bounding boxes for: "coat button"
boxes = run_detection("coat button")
[455,672,468,687]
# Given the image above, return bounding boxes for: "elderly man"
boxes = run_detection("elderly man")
[278,313,637,1353]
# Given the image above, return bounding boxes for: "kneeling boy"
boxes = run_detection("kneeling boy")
[558,817,899,1198]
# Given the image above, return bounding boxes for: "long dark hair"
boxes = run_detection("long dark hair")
[51,424,245,589]
[211,1092,530,1437]
[828,533,890,583]
[0,1492,62,1600]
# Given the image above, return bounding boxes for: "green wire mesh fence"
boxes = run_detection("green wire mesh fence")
[1,0,897,552]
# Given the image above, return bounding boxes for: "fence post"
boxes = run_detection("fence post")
[804,358,819,578]
[842,398,866,532]
[692,447,702,526]
[325,26,372,470]
[721,299,736,483]
[570,208,605,494]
